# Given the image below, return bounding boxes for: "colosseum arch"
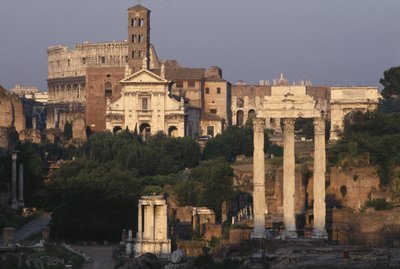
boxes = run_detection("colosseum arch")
[236,110,244,126]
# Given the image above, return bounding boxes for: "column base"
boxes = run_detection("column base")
[312,229,328,239]
[283,230,297,239]
[251,228,266,239]
[11,200,18,210]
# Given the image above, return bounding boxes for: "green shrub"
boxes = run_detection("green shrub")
[365,199,394,210]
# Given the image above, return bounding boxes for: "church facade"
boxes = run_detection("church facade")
[105,68,200,139]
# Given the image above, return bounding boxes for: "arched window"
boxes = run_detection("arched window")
[140,18,145,26]
[132,50,135,58]
[138,35,141,43]
[237,110,244,126]
[105,82,112,96]
[132,34,135,43]
[248,109,256,119]
[131,18,134,27]
[140,34,144,43]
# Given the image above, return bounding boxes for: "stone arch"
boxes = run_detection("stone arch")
[237,110,244,126]
[248,109,256,119]
[113,126,122,134]
[168,126,178,138]
[139,123,151,141]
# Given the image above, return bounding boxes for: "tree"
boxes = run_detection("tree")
[175,158,235,217]
[203,126,269,161]
[380,66,400,98]
[63,121,73,140]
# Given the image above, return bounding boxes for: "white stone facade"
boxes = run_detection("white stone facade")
[134,196,171,258]
[330,87,379,141]
[106,68,199,138]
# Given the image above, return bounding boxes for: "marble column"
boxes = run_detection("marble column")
[137,202,142,239]
[251,118,266,238]
[164,205,168,240]
[283,118,297,238]
[313,118,328,238]
[11,152,18,209]
[18,164,24,208]
[148,204,155,240]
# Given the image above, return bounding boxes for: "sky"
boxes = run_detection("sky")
[0,0,399,91]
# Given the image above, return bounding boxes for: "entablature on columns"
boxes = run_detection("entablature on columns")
[139,195,167,206]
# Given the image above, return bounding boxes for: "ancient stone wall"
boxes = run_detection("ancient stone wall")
[47,42,128,80]
[333,208,400,246]
[19,129,41,144]
[0,85,25,134]
[0,127,19,157]
[327,166,380,209]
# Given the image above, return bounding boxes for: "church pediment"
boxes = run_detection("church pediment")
[120,69,168,84]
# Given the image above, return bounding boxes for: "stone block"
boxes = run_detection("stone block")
[3,227,15,245]
[204,224,222,241]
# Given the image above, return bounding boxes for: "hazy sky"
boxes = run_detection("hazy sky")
[0,0,399,91]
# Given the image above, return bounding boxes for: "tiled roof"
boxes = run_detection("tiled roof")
[201,112,225,122]
[128,4,149,11]
[151,68,205,80]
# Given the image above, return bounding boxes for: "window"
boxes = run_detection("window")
[207,126,215,137]
[131,18,134,27]
[132,34,135,43]
[217,87,221,94]
[142,98,148,110]
[205,87,210,94]
[67,59,70,67]
[101,56,106,64]
[82,58,86,64]
[210,109,217,114]
[188,80,195,87]
[175,80,183,88]
[132,50,135,58]
[105,82,112,96]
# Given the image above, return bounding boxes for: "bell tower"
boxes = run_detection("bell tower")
[127,4,150,73]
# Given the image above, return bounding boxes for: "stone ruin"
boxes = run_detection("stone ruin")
[132,196,171,259]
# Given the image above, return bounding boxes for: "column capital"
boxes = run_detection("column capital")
[314,117,325,135]
[283,118,295,132]
[253,118,265,132]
